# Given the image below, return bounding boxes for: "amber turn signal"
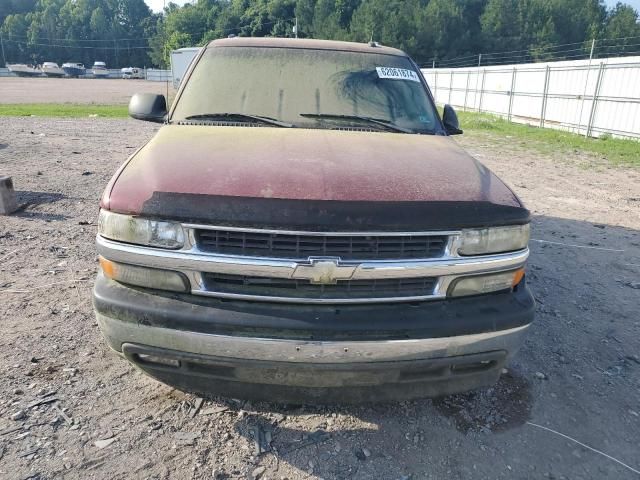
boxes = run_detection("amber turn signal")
[449,268,526,297]
[99,256,116,279]
[512,268,525,287]
[98,256,188,292]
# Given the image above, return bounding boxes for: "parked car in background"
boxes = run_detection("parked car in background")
[121,67,144,79]
[94,38,534,404]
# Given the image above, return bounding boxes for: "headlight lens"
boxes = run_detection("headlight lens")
[459,224,530,256]
[99,257,189,292]
[449,269,525,297]
[98,210,184,249]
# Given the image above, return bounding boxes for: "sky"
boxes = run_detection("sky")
[145,0,191,13]
[143,0,640,14]
[606,0,640,11]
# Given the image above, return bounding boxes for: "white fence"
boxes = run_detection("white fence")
[145,69,171,82]
[422,56,640,140]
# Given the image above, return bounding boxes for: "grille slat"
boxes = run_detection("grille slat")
[203,273,437,300]
[196,230,447,260]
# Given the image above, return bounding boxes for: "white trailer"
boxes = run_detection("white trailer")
[121,67,144,79]
[170,47,201,89]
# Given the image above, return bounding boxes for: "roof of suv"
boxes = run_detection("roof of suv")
[206,37,408,57]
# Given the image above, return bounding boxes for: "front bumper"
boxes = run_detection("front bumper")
[93,274,534,403]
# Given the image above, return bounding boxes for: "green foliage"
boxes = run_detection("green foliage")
[0,103,128,117]
[457,111,640,168]
[350,0,422,53]
[1,0,155,68]
[1,0,639,68]
[606,2,640,37]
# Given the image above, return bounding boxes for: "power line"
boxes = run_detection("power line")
[427,39,596,66]
[595,33,640,43]
[482,39,591,56]
[2,38,151,50]
[4,33,148,43]
[429,34,640,68]
[2,17,297,45]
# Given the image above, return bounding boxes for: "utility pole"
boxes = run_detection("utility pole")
[588,38,596,60]
[577,38,596,136]
[432,60,435,69]
[164,0,169,102]
[294,17,298,39]
[0,31,7,67]
[478,53,482,67]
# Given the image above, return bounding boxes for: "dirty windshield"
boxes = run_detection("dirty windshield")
[171,46,439,133]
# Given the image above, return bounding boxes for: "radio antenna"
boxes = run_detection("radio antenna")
[369,30,377,47]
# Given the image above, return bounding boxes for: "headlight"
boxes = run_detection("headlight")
[98,210,184,249]
[458,224,529,256]
[449,269,525,297]
[99,257,189,292]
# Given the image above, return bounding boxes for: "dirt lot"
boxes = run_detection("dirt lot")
[0,116,639,480]
[0,78,170,104]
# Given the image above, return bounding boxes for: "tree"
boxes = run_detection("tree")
[548,0,605,45]
[481,0,526,53]
[605,2,640,39]
[295,0,316,37]
[2,0,640,69]
[349,0,422,56]
[1,0,153,67]
[480,0,605,63]
[310,0,356,39]
[419,0,471,64]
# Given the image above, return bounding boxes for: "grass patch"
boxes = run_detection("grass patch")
[1,104,637,166]
[0,104,128,118]
[456,111,640,167]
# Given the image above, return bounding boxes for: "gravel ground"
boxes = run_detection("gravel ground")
[0,117,639,480]
[0,78,171,104]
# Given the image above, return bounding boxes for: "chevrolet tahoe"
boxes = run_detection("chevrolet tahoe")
[93,38,534,403]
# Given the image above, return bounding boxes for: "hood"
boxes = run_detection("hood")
[104,126,527,230]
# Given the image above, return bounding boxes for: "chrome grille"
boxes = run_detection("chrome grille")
[195,230,448,260]
[202,273,438,300]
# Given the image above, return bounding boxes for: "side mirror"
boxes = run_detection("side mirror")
[129,93,167,123]
[442,104,463,135]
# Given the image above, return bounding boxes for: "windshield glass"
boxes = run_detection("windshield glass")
[171,46,439,134]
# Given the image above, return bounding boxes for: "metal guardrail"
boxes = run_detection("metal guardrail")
[422,57,640,140]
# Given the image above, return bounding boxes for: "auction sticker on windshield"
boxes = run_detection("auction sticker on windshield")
[376,67,421,83]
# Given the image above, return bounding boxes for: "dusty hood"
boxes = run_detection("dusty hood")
[104,126,527,230]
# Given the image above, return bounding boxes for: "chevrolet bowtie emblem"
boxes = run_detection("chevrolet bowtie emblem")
[292,258,357,285]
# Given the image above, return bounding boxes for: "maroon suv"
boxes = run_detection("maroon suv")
[93,38,533,403]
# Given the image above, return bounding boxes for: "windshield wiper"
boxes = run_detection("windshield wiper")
[299,113,414,134]
[183,113,294,128]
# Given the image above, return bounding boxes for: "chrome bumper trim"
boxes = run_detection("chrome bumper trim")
[97,312,529,364]
[185,289,448,304]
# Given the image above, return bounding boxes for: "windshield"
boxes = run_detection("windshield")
[171,46,440,134]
